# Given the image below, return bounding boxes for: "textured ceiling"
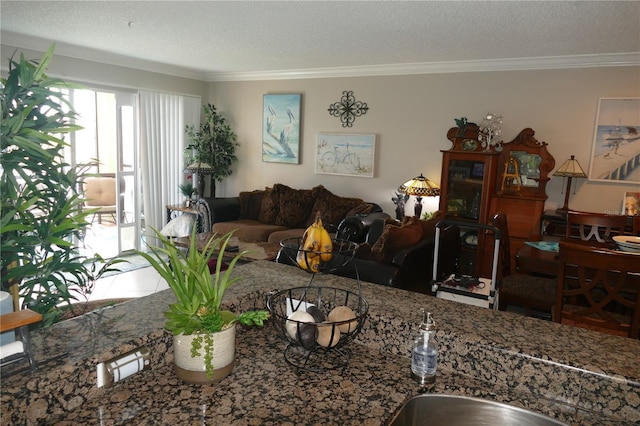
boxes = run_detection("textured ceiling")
[1,1,639,81]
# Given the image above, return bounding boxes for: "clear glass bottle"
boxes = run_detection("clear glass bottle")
[411,309,437,384]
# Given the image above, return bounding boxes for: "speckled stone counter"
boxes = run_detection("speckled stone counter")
[2,261,639,425]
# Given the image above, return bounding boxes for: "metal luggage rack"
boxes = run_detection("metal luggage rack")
[430,219,502,309]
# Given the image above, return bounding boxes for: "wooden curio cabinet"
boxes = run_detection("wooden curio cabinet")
[439,123,500,277]
[489,128,555,271]
[439,124,555,277]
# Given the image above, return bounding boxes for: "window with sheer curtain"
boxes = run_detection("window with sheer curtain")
[139,91,201,234]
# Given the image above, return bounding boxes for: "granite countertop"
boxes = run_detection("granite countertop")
[2,261,639,425]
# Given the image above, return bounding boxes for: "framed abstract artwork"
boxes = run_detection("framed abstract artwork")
[588,97,640,183]
[315,133,375,178]
[262,93,301,164]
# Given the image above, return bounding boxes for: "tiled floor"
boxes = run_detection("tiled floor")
[88,266,168,301]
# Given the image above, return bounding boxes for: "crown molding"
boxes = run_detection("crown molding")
[3,31,638,83]
[207,53,640,81]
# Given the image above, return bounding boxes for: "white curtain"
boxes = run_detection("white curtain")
[139,91,200,234]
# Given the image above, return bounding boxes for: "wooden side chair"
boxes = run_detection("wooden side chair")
[491,212,557,320]
[632,215,640,236]
[1,307,43,373]
[565,211,627,242]
[554,241,640,339]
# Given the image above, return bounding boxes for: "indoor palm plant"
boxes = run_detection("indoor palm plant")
[137,227,269,384]
[1,45,120,326]
[185,103,238,198]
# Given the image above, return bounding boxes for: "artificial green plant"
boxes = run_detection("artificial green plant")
[136,227,269,377]
[185,103,238,198]
[0,45,121,326]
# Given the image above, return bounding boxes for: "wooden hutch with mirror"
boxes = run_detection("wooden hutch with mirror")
[489,128,555,271]
[439,123,555,277]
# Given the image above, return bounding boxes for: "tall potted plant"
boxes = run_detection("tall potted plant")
[137,227,269,384]
[185,104,238,198]
[1,45,117,326]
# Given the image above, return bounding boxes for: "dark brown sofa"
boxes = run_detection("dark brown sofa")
[194,184,381,244]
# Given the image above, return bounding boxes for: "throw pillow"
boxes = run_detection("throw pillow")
[275,184,316,228]
[354,242,372,259]
[411,210,444,241]
[370,216,423,263]
[160,214,195,237]
[258,186,280,224]
[239,190,265,220]
[306,186,366,228]
[347,202,373,217]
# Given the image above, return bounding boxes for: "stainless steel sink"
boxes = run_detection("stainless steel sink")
[388,394,567,426]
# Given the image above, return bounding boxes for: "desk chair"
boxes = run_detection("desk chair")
[492,212,557,320]
[565,211,627,242]
[554,241,640,339]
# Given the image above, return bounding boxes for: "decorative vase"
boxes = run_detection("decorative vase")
[173,324,236,384]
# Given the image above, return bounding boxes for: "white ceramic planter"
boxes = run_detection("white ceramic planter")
[173,323,236,384]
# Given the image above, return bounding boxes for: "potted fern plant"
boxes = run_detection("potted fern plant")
[178,181,196,207]
[137,227,269,384]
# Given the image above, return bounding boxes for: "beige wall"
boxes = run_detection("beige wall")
[209,67,640,215]
[3,43,638,216]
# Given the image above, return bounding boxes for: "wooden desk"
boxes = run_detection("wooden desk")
[515,243,559,277]
[166,203,198,223]
[516,238,613,277]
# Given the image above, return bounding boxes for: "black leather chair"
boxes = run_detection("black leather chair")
[277,214,460,292]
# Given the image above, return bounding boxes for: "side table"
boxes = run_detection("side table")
[166,204,202,232]
[166,203,198,223]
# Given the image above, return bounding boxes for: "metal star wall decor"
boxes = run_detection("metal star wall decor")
[328,90,369,127]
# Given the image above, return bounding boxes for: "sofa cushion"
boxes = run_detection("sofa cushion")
[212,219,288,242]
[258,186,280,224]
[404,210,443,242]
[306,185,368,228]
[274,184,316,228]
[239,190,265,221]
[370,216,424,263]
[267,228,307,244]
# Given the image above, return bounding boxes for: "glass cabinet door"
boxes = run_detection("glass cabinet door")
[445,159,485,221]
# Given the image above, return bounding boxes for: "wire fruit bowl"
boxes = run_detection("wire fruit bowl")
[267,286,368,372]
[279,238,359,275]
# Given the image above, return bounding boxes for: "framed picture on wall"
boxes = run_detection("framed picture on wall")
[588,97,640,183]
[623,191,640,216]
[262,93,301,164]
[315,133,375,177]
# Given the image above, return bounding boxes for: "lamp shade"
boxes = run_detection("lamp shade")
[186,161,215,175]
[553,155,587,178]
[398,174,440,197]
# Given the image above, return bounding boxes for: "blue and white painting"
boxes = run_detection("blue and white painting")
[315,133,376,178]
[262,94,301,164]
[589,98,640,183]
